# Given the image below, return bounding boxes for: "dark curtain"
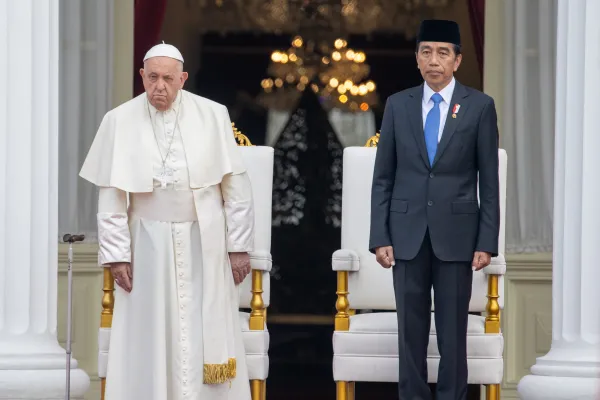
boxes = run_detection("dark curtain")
[270,90,343,315]
[467,0,485,79]
[134,0,168,96]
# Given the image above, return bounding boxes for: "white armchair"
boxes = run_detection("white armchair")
[332,135,507,400]
[97,124,273,400]
[235,125,274,400]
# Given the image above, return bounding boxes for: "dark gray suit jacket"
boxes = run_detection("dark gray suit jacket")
[369,81,500,262]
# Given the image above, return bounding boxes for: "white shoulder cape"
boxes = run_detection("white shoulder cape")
[79,90,246,192]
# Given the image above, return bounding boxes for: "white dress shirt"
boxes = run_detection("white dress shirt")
[422,77,456,142]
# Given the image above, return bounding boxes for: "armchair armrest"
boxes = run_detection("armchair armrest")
[247,251,271,331]
[483,254,506,275]
[484,254,505,334]
[99,268,114,399]
[332,249,360,271]
[249,251,272,272]
[333,249,358,332]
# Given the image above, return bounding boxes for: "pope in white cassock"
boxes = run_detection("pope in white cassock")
[79,43,254,399]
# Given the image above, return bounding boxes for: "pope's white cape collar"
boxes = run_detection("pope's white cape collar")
[79,90,246,193]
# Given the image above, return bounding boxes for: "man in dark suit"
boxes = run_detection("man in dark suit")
[369,20,500,400]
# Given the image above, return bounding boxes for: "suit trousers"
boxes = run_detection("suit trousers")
[392,230,473,400]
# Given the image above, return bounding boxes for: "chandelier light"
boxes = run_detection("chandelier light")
[257,35,378,113]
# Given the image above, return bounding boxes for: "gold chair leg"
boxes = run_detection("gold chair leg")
[348,381,355,400]
[337,381,349,400]
[101,378,106,400]
[486,383,500,400]
[261,379,266,400]
[251,380,262,400]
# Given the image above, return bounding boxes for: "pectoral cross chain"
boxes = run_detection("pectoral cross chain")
[158,165,174,189]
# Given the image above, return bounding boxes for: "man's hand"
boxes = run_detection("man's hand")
[229,252,251,284]
[111,262,133,293]
[472,251,492,271]
[375,246,396,269]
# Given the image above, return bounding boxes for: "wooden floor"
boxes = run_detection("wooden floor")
[264,320,481,400]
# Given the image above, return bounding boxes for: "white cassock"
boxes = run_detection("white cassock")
[80,89,254,400]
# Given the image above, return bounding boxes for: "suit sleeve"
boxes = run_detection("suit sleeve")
[475,98,500,256]
[368,97,397,253]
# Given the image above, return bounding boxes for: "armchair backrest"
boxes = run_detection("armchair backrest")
[341,146,507,312]
[237,145,274,309]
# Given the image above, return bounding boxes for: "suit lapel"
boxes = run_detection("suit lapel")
[407,84,431,168]
[432,82,470,166]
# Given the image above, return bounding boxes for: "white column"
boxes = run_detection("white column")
[0,0,90,398]
[517,0,600,399]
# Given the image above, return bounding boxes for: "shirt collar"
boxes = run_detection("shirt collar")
[423,77,455,105]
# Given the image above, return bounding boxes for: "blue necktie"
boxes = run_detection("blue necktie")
[424,93,443,165]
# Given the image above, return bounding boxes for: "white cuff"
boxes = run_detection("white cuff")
[225,199,254,252]
[97,212,131,265]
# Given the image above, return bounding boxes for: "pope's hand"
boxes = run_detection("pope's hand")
[375,246,395,268]
[111,262,133,293]
[229,252,251,285]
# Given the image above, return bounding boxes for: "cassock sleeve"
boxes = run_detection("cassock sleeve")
[221,172,255,253]
[97,187,131,266]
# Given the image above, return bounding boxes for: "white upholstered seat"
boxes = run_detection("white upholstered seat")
[239,312,270,380]
[332,144,507,400]
[237,144,274,400]
[98,130,273,400]
[333,312,503,384]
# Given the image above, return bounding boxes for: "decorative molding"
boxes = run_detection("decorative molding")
[501,252,552,399]
[58,243,100,271]
[364,132,380,147]
[232,122,254,146]
[505,252,552,269]
[57,244,103,399]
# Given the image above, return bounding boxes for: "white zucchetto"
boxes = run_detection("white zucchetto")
[143,42,184,63]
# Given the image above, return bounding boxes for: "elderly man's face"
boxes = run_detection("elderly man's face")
[140,57,188,111]
[416,42,462,92]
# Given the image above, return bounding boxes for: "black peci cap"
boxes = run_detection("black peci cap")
[417,19,461,46]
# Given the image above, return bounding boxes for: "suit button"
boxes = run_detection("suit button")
[428,200,433,206]
[429,173,435,178]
